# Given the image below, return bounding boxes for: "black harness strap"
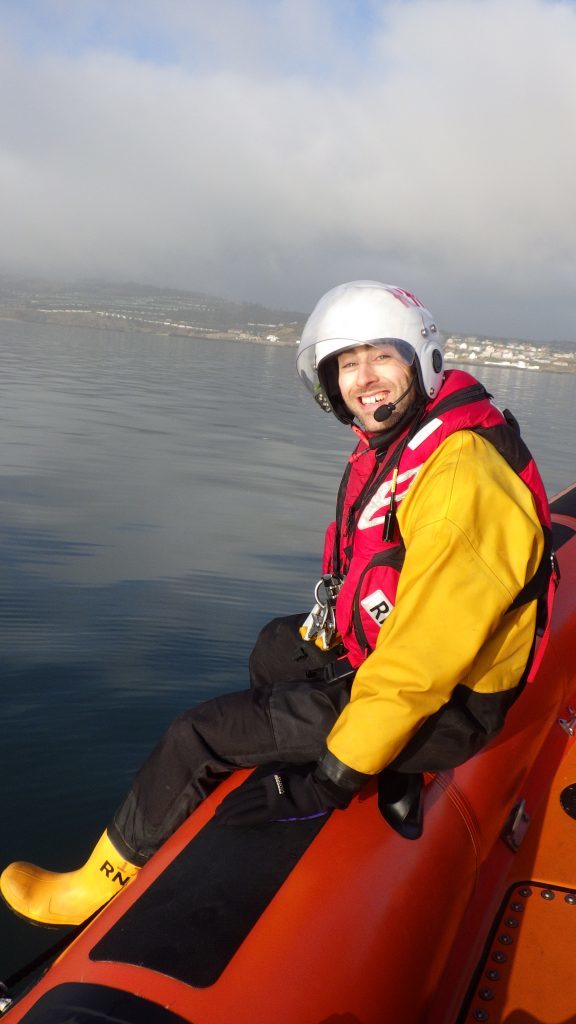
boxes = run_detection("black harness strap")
[507,527,558,619]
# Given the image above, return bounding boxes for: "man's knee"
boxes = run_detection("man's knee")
[251,613,304,651]
[249,613,308,688]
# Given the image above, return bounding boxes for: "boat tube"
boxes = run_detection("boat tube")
[2,481,576,1024]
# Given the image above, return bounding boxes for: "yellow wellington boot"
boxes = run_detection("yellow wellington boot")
[0,831,140,927]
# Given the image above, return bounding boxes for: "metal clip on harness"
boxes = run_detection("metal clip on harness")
[300,574,344,651]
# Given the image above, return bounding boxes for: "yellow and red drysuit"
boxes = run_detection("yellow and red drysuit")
[319,369,553,788]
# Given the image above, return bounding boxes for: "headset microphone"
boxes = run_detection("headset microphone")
[373,378,415,422]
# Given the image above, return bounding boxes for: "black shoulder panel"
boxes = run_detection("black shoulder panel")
[472,424,532,474]
[433,382,491,415]
[90,798,328,988]
[16,982,189,1023]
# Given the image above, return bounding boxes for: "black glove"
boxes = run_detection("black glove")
[215,764,352,826]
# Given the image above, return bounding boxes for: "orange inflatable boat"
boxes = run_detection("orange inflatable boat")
[1,482,576,1024]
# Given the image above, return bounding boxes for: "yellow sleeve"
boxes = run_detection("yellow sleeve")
[326,431,544,775]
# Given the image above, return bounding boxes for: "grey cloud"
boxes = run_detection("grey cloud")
[1,0,576,341]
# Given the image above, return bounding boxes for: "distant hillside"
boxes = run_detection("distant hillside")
[0,276,306,344]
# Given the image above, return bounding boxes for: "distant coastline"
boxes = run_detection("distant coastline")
[1,285,575,375]
[0,306,298,347]
[443,332,576,375]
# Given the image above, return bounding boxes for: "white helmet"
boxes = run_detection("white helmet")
[296,280,444,424]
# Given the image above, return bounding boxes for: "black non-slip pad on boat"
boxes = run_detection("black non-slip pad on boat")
[90,808,328,988]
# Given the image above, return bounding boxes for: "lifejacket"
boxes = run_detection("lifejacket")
[323,370,556,675]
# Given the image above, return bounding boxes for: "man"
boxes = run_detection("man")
[0,281,553,927]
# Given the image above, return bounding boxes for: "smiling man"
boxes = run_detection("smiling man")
[336,343,416,431]
[1,281,556,927]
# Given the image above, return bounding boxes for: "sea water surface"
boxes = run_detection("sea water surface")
[0,318,574,978]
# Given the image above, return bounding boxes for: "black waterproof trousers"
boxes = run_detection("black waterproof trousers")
[109,615,352,865]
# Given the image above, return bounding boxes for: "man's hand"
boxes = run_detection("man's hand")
[215,764,352,826]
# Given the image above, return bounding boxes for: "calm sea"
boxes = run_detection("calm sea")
[0,318,574,978]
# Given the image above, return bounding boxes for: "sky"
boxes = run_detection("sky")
[1,0,576,342]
